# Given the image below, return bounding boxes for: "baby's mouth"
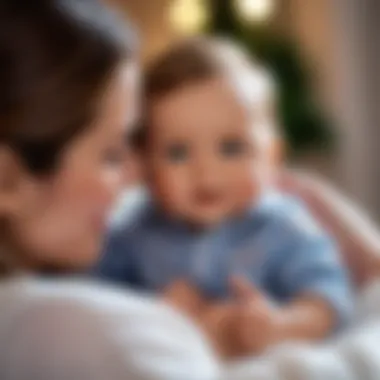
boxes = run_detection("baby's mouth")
[194,188,223,207]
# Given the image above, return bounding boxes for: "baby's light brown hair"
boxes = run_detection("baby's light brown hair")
[133,36,277,150]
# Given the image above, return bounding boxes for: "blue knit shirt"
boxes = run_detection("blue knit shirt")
[95,190,352,326]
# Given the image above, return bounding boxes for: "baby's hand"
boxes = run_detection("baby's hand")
[162,280,237,358]
[228,277,283,356]
[199,302,237,358]
[162,280,238,357]
[161,277,285,359]
[162,279,206,321]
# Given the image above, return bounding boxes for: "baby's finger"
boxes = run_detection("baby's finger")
[229,276,261,302]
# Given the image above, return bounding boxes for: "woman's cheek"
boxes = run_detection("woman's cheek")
[105,166,126,196]
[95,171,124,215]
[70,170,115,223]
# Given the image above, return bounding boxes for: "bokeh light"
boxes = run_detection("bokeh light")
[169,0,208,35]
[235,0,275,23]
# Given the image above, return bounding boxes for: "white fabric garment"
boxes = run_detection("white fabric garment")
[3,275,380,380]
[0,276,220,380]
[223,279,380,380]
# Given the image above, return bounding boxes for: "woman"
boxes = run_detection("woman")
[0,1,218,380]
[0,1,379,380]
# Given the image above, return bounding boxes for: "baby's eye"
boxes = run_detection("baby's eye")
[165,143,189,163]
[219,138,247,158]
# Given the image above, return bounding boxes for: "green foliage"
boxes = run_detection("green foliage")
[205,0,335,156]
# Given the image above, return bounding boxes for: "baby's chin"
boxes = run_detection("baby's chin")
[171,198,255,228]
[181,208,237,229]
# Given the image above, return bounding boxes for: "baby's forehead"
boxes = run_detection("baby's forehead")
[208,40,275,110]
[149,78,274,133]
[225,65,275,117]
[146,63,276,144]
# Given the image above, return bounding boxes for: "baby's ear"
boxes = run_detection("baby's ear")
[269,135,284,167]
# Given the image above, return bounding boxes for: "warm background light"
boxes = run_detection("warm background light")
[169,0,208,34]
[235,0,275,23]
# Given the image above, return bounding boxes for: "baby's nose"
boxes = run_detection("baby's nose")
[194,159,224,188]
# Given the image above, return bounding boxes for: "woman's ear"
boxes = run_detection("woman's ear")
[0,147,18,209]
[0,147,30,216]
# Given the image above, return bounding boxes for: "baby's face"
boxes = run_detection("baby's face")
[146,78,275,227]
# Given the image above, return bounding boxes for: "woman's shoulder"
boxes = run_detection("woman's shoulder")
[0,276,140,346]
[0,276,220,380]
[0,275,202,336]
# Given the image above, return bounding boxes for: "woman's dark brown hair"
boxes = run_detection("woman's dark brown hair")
[0,0,137,174]
[0,0,136,274]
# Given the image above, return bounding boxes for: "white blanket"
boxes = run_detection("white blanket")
[2,274,380,380]
[223,280,380,380]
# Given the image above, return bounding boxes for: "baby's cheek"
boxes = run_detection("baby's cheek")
[151,172,189,213]
[234,179,259,211]
[238,162,263,193]
[229,164,261,208]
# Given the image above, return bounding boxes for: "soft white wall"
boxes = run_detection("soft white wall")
[326,0,379,220]
[288,0,379,220]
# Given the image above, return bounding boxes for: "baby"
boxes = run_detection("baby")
[95,37,352,358]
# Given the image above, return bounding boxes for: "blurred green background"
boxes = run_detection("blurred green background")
[206,0,334,158]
